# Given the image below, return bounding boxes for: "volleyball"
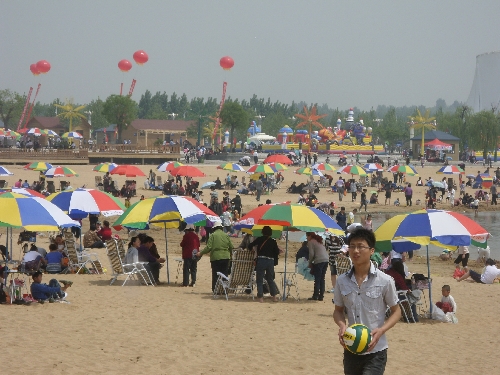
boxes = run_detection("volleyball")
[343,324,371,354]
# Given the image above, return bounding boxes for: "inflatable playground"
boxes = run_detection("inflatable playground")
[245,108,384,155]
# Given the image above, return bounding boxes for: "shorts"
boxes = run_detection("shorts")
[385,191,391,198]
[469,270,484,283]
[330,263,337,275]
[454,253,469,267]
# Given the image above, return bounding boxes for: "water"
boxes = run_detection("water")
[370,211,500,260]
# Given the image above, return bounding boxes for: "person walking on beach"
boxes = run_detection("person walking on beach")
[333,228,400,374]
[404,183,413,206]
[336,177,345,202]
[255,177,263,202]
[306,232,329,301]
[359,189,368,212]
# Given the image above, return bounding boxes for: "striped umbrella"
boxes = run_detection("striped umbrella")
[10,188,46,198]
[45,129,59,137]
[263,154,293,165]
[217,163,246,172]
[45,166,79,178]
[157,161,184,172]
[337,164,368,176]
[110,164,146,177]
[0,192,79,231]
[387,164,419,176]
[47,188,126,219]
[61,131,83,139]
[170,165,205,177]
[374,209,489,314]
[246,164,277,174]
[26,127,45,136]
[436,165,464,174]
[295,167,324,176]
[267,162,288,171]
[93,162,118,173]
[363,163,384,172]
[0,129,20,138]
[23,162,53,171]
[311,162,336,172]
[0,166,14,176]
[113,195,220,283]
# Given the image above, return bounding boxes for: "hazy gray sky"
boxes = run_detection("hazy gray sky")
[1,1,499,111]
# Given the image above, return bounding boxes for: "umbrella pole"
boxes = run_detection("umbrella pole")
[282,230,288,301]
[427,245,433,317]
[164,223,170,284]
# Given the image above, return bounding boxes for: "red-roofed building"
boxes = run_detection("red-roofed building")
[120,119,195,146]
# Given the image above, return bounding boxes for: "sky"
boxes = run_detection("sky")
[1,0,499,111]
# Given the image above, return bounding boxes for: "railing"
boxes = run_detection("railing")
[89,144,181,154]
[0,148,88,159]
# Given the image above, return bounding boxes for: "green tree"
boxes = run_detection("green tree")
[469,110,500,157]
[102,95,138,143]
[262,111,289,138]
[86,98,110,130]
[0,89,25,129]
[219,101,249,148]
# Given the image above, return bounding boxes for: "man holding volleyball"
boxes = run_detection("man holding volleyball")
[333,228,401,374]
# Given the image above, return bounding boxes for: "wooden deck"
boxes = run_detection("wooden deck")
[0,145,182,165]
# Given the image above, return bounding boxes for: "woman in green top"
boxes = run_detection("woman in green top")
[197,222,233,291]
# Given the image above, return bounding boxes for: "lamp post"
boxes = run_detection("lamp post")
[84,110,92,140]
[197,116,203,147]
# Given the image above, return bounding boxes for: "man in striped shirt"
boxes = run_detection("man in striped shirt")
[325,234,345,293]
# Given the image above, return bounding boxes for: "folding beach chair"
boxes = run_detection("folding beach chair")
[396,291,417,323]
[335,255,352,276]
[411,274,431,314]
[156,176,163,190]
[105,239,154,286]
[66,239,103,274]
[213,249,256,300]
[95,176,103,190]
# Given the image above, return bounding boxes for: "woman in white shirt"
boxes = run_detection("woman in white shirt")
[457,258,500,284]
[125,237,141,264]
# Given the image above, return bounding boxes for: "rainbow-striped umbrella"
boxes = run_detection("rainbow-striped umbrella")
[246,164,277,174]
[267,162,288,171]
[10,188,46,198]
[93,162,118,173]
[47,188,125,219]
[387,164,418,176]
[0,129,20,138]
[363,163,384,172]
[263,154,293,165]
[23,162,53,171]
[295,167,324,176]
[217,163,246,172]
[26,127,46,136]
[113,195,220,283]
[45,129,59,137]
[436,165,464,174]
[337,164,368,176]
[0,192,79,231]
[45,166,79,178]
[61,131,83,139]
[311,162,336,172]
[157,161,184,172]
[0,166,14,176]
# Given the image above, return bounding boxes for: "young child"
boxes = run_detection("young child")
[393,198,400,206]
[124,197,131,208]
[435,285,457,314]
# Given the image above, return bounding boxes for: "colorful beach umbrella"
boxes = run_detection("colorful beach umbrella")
[110,164,146,177]
[263,154,293,165]
[476,174,493,188]
[26,127,45,136]
[170,165,205,177]
[217,163,246,172]
[436,165,464,174]
[113,195,220,283]
[336,164,368,176]
[93,162,118,173]
[61,131,83,139]
[246,164,278,174]
[47,188,126,219]
[387,164,419,176]
[157,161,184,172]
[10,188,46,198]
[23,162,53,171]
[45,166,79,178]
[363,163,384,172]
[0,129,20,138]
[295,167,324,177]
[0,166,14,176]
[311,162,336,172]
[0,192,79,231]
[267,162,288,171]
[45,129,59,137]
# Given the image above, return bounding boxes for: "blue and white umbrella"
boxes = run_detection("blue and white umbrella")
[0,166,14,176]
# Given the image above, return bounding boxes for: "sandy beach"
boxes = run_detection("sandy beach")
[1,160,499,375]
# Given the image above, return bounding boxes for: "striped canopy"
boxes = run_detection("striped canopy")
[0,129,20,138]
[62,131,83,139]
[363,163,384,172]
[263,154,293,165]
[436,165,465,174]
[246,164,278,174]
[11,188,46,198]
[93,162,118,173]
[47,188,126,219]
[217,163,246,172]
[45,166,79,178]
[0,192,79,231]
[0,166,14,176]
[374,209,489,252]
[387,164,418,176]
[267,162,288,171]
[26,128,46,136]
[23,162,53,171]
[311,163,336,172]
[295,167,324,176]
[113,195,220,229]
[157,161,184,172]
[336,165,368,176]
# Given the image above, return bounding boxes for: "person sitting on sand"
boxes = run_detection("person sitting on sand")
[97,220,113,241]
[83,224,105,248]
[435,285,457,314]
[369,192,378,204]
[45,244,67,274]
[30,271,71,302]
[22,244,47,271]
[456,258,500,284]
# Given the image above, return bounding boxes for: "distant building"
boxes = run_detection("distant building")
[467,51,500,112]
[410,130,460,161]
[24,116,91,139]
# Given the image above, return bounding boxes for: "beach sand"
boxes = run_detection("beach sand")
[1,161,499,375]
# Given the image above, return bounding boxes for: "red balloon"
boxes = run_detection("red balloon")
[133,50,149,65]
[30,63,40,76]
[36,60,51,74]
[118,59,132,72]
[220,56,234,70]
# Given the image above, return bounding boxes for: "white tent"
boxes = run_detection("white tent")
[248,133,276,143]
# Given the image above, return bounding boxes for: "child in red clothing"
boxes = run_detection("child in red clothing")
[180,224,200,287]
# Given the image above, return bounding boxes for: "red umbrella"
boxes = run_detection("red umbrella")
[263,154,293,165]
[170,165,205,177]
[110,165,146,177]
